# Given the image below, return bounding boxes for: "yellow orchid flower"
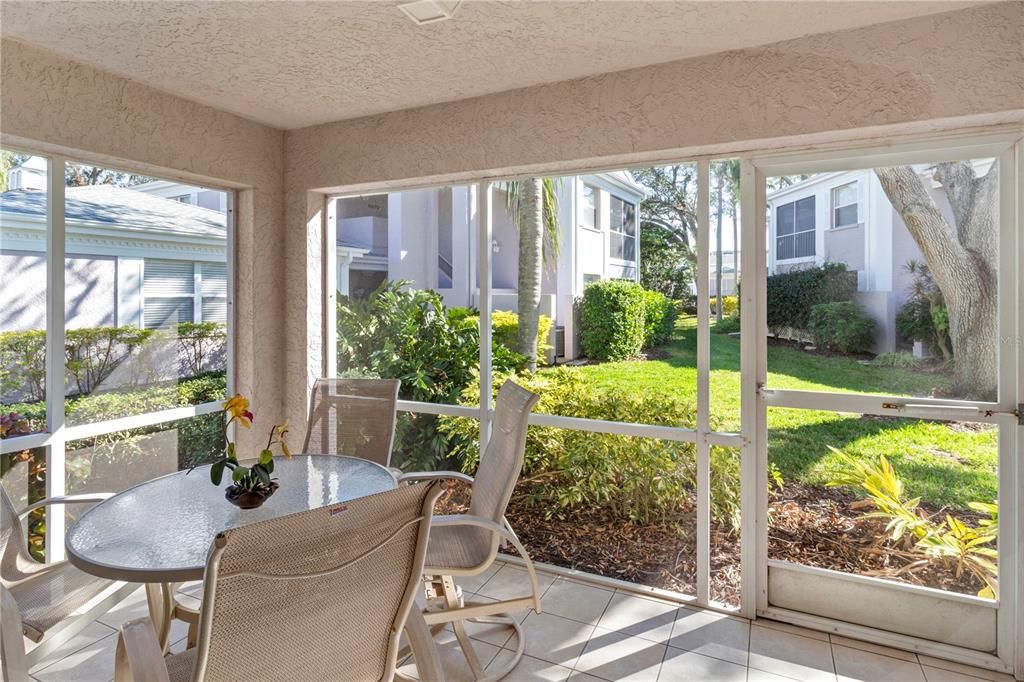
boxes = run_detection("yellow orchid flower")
[223,393,253,428]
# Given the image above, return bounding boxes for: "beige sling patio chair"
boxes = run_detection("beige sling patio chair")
[302,377,402,468]
[1,486,139,680]
[398,380,542,682]
[113,481,446,682]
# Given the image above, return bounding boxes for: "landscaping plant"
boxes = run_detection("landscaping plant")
[579,280,647,361]
[807,301,874,354]
[895,260,951,361]
[827,447,998,598]
[766,263,856,337]
[641,289,677,348]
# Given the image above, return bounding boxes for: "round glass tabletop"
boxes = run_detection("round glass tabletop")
[65,455,397,582]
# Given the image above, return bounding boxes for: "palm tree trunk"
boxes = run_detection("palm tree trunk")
[517,178,544,371]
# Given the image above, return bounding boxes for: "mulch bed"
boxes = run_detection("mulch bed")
[436,480,988,608]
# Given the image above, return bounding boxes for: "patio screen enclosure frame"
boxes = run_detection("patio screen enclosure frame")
[325,129,1023,678]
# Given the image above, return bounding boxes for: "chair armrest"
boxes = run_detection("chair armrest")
[432,514,507,536]
[114,618,171,682]
[18,493,114,518]
[397,470,474,485]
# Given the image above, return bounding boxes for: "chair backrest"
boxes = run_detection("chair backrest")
[191,481,442,682]
[469,380,540,524]
[302,378,401,467]
[0,486,31,583]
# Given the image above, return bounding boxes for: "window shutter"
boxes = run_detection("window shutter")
[143,260,194,328]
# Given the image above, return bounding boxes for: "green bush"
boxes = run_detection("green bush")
[766,263,857,336]
[579,281,647,360]
[808,301,875,354]
[175,322,227,376]
[641,290,677,348]
[0,330,46,402]
[714,315,741,334]
[65,326,155,395]
[709,296,738,317]
[491,310,553,361]
[871,352,920,369]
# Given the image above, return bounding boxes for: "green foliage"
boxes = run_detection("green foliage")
[828,448,998,598]
[641,290,677,348]
[639,223,693,299]
[896,260,951,360]
[490,311,553,363]
[0,329,46,402]
[766,263,857,336]
[871,352,920,369]
[579,280,647,361]
[807,301,875,354]
[441,369,771,529]
[175,322,227,376]
[709,296,738,317]
[713,315,741,335]
[64,326,155,395]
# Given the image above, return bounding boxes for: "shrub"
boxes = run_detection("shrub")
[709,295,738,317]
[440,369,771,529]
[766,263,857,336]
[641,290,677,348]
[176,322,227,376]
[871,352,920,369]
[896,261,951,360]
[0,330,46,402]
[579,280,646,360]
[490,310,553,362]
[807,301,875,354]
[65,326,155,395]
[714,315,741,335]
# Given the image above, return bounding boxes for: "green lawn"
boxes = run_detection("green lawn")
[558,316,997,510]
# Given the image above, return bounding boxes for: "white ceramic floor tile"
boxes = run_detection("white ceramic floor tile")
[398,628,501,682]
[520,611,595,667]
[486,651,572,681]
[668,606,749,666]
[455,562,504,595]
[541,577,614,625]
[27,620,117,674]
[748,669,806,682]
[476,565,556,602]
[595,593,678,643]
[918,656,1015,682]
[833,644,926,682]
[574,628,666,681]
[658,648,748,682]
[748,624,837,682]
[32,629,119,682]
[829,634,918,663]
[567,673,607,682]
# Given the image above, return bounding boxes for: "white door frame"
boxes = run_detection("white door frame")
[740,132,1022,675]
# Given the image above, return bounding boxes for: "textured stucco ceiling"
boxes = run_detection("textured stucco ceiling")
[0,1,983,130]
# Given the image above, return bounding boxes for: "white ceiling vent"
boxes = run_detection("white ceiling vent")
[397,0,462,25]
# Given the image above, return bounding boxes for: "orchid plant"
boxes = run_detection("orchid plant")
[209,394,292,494]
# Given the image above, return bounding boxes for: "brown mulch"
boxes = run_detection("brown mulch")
[436,481,988,607]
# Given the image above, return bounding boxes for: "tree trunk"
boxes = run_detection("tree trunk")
[715,171,724,322]
[874,163,998,399]
[516,178,544,372]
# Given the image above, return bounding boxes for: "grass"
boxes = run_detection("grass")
[554,315,997,510]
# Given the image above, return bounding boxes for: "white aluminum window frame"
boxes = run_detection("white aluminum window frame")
[580,183,598,232]
[774,195,816,261]
[831,180,859,229]
[608,194,637,263]
[745,132,1021,676]
[0,151,236,561]
[321,128,1022,678]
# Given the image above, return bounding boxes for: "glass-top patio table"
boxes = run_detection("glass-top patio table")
[65,455,398,651]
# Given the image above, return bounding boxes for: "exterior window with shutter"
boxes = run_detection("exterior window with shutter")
[775,196,816,260]
[143,259,194,328]
[200,262,228,324]
[581,185,597,230]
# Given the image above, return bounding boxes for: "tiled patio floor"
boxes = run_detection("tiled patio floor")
[27,561,1013,682]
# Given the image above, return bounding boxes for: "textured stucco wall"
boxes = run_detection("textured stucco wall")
[1,38,286,452]
[285,3,1023,193]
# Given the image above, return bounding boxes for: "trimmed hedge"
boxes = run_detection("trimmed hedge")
[580,281,647,361]
[641,290,677,348]
[766,263,856,336]
[709,296,738,317]
[808,301,875,354]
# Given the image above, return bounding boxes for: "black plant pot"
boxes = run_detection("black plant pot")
[225,482,279,509]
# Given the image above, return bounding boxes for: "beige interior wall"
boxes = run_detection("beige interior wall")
[0,38,286,452]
